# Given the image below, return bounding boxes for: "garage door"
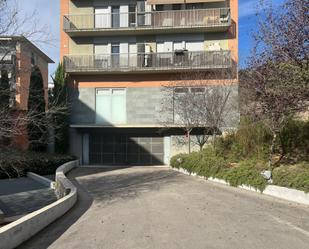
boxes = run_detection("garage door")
[89,134,164,165]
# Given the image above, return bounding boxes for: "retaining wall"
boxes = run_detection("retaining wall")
[0,160,79,249]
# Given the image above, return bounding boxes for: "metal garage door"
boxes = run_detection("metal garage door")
[89,134,164,165]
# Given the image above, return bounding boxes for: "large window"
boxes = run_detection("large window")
[96,88,126,124]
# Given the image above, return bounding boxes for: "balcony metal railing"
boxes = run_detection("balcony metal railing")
[63,8,230,32]
[64,50,231,73]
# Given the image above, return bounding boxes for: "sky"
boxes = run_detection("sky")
[15,0,284,81]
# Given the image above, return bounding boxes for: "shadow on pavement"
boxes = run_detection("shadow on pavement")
[76,166,180,205]
[17,166,180,249]
[17,168,94,249]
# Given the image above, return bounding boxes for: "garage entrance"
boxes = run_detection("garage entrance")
[89,133,164,165]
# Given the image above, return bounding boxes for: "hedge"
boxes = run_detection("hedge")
[170,149,268,192]
[0,149,76,179]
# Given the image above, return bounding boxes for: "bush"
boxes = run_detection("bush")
[171,148,227,177]
[170,153,188,169]
[216,160,268,192]
[196,148,227,178]
[170,117,309,193]
[0,149,76,179]
[279,119,309,160]
[273,163,309,193]
[215,118,271,162]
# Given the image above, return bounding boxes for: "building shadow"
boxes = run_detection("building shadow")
[76,166,181,205]
[17,169,93,249]
[17,166,181,248]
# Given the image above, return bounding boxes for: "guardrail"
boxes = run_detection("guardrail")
[64,50,231,73]
[0,160,79,249]
[63,8,230,32]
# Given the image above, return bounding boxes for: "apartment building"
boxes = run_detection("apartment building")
[0,36,53,149]
[61,0,238,165]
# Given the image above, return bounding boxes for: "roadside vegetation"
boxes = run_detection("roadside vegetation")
[171,119,309,192]
[171,0,308,193]
[0,149,76,179]
[0,2,73,179]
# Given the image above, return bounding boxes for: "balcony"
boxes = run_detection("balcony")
[63,8,231,37]
[64,50,231,74]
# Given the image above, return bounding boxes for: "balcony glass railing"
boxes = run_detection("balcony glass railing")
[64,50,231,73]
[63,8,230,32]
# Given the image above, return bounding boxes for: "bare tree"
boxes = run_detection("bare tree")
[241,0,309,170]
[161,69,238,153]
[0,0,67,150]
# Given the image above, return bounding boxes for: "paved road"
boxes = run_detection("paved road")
[19,166,309,249]
[0,177,46,196]
[0,177,57,218]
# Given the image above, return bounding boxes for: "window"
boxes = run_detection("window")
[174,87,189,94]
[112,6,120,28]
[129,5,136,26]
[96,88,126,124]
[191,88,205,93]
[95,7,111,28]
[111,43,120,67]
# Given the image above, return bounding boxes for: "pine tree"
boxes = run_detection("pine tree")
[52,63,69,154]
[27,67,47,151]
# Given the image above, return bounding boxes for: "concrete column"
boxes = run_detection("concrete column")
[82,133,90,165]
[164,136,171,165]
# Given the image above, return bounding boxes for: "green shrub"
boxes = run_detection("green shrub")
[170,153,188,169]
[215,118,271,162]
[272,163,309,193]
[170,117,309,193]
[196,148,227,178]
[0,149,76,179]
[171,148,227,178]
[279,119,309,160]
[216,159,267,192]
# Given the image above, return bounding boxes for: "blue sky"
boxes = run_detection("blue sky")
[15,0,284,81]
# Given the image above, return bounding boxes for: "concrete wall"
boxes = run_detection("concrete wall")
[69,86,165,125]
[126,87,163,124]
[171,135,202,157]
[69,37,94,55]
[70,0,94,15]
[69,128,83,159]
[70,87,96,124]
[204,32,228,50]
[69,84,239,127]
[0,160,78,249]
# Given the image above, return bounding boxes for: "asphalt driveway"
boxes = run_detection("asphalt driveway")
[19,166,309,249]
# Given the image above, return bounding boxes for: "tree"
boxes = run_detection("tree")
[241,0,309,170]
[0,0,67,153]
[51,63,69,154]
[161,70,238,153]
[27,67,46,151]
[0,70,11,146]
[0,70,10,108]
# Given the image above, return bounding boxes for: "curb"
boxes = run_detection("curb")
[0,209,4,224]
[27,172,55,189]
[172,167,309,206]
[0,160,79,249]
